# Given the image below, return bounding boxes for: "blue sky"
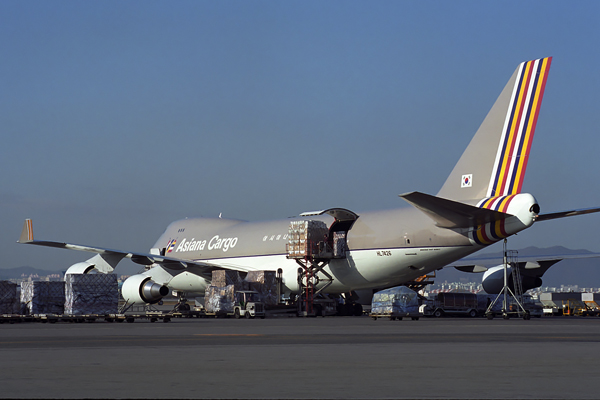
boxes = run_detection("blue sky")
[2,1,600,272]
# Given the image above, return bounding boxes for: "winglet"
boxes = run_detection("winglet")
[18,219,34,243]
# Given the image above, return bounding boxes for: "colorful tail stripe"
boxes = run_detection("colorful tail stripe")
[166,239,177,253]
[24,219,34,241]
[487,57,552,197]
[471,195,517,245]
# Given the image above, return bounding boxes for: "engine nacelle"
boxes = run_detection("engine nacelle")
[121,274,169,304]
[482,265,542,294]
[65,261,96,275]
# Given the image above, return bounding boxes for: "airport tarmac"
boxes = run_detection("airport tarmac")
[0,316,599,399]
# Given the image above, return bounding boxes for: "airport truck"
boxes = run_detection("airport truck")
[201,290,266,319]
[232,291,266,319]
[423,292,480,318]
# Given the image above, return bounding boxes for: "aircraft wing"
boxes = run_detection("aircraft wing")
[450,251,600,274]
[17,219,226,275]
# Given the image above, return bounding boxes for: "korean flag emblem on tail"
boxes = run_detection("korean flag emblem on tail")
[461,174,472,188]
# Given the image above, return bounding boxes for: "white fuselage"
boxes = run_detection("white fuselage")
[146,194,537,295]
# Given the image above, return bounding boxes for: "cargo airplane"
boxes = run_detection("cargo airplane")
[18,57,600,308]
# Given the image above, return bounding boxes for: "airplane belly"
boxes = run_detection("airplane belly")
[196,245,477,295]
[332,246,478,290]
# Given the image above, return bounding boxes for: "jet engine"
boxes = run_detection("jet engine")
[481,265,542,294]
[121,274,169,304]
[65,261,97,275]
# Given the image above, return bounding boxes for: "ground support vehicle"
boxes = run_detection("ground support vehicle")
[312,297,338,317]
[205,290,266,319]
[370,312,421,321]
[370,286,421,320]
[423,292,480,318]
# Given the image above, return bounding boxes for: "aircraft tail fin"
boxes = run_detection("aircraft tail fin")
[437,57,552,201]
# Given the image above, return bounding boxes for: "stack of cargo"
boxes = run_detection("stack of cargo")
[0,281,18,314]
[371,286,420,316]
[64,274,119,315]
[204,270,245,314]
[245,270,277,305]
[332,232,347,258]
[205,269,280,312]
[287,220,329,258]
[211,270,246,289]
[21,281,65,315]
[204,285,235,314]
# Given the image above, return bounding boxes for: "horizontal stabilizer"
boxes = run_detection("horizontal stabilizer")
[535,207,600,222]
[399,192,510,229]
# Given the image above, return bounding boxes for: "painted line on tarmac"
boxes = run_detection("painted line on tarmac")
[194,334,265,337]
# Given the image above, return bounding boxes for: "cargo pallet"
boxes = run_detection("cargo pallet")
[0,312,187,324]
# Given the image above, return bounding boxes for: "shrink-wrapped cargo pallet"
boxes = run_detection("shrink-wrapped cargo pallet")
[371,286,420,315]
[245,270,277,305]
[211,270,246,289]
[333,231,346,257]
[287,220,329,257]
[65,274,119,315]
[21,281,65,315]
[204,284,235,314]
[0,281,18,314]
